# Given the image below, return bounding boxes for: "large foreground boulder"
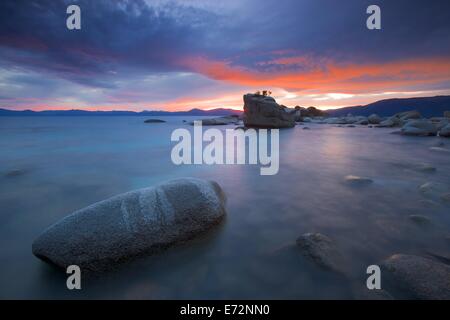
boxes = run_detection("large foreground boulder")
[32,178,227,271]
[382,254,450,299]
[243,94,295,128]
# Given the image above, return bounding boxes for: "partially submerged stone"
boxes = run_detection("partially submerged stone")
[344,175,373,186]
[144,119,166,123]
[419,182,449,199]
[296,233,344,273]
[32,178,227,271]
[382,254,450,299]
[408,215,432,226]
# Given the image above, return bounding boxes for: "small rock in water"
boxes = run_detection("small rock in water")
[32,178,227,271]
[347,124,356,128]
[303,127,310,130]
[4,169,27,178]
[408,215,432,226]
[419,182,449,199]
[344,175,373,186]
[414,164,436,173]
[144,119,166,123]
[419,199,440,208]
[296,233,344,273]
[382,254,450,300]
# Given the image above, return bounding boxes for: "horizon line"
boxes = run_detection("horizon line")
[1,94,449,113]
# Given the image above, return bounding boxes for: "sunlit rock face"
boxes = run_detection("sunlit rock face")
[243,94,295,129]
[32,178,226,272]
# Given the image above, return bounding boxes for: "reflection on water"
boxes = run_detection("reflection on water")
[0,116,449,299]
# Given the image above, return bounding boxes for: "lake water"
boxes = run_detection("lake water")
[0,116,449,299]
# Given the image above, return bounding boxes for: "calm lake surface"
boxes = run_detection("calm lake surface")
[0,116,449,299]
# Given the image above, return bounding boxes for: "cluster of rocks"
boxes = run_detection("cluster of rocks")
[241,93,450,137]
[295,232,450,299]
[32,178,227,272]
[313,110,450,137]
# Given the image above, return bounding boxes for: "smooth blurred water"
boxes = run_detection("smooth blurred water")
[0,116,449,299]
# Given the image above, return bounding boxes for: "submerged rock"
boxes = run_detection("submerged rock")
[144,119,166,123]
[430,146,450,153]
[419,182,449,199]
[32,178,227,271]
[296,233,343,272]
[408,215,432,226]
[344,175,373,186]
[382,254,450,299]
[419,199,440,208]
[243,94,295,128]
[4,169,27,178]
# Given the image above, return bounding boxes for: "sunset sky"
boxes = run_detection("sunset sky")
[1,0,450,111]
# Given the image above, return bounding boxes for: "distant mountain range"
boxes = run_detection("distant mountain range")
[2,95,450,118]
[0,107,242,117]
[326,95,450,117]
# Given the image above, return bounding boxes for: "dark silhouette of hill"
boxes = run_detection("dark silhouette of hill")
[327,96,450,117]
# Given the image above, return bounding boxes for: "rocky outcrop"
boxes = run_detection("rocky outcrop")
[32,178,227,271]
[444,111,450,118]
[243,94,295,128]
[401,120,437,136]
[382,254,450,299]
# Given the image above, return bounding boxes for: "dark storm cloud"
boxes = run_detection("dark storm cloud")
[1,0,449,80]
[0,0,450,110]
